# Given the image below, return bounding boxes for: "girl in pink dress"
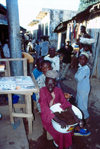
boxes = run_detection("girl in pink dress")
[39,70,72,149]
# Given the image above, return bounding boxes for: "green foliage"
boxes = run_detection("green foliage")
[78,0,100,11]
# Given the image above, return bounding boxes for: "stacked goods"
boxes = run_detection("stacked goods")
[54,107,79,125]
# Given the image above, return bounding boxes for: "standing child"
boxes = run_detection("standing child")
[75,52,90,123]
[44,46,60,72]
[58,41,73,80]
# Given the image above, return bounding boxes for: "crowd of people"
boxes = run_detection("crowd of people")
[0,25,95,149]
[30,25,95,149]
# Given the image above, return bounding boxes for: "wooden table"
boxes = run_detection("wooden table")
[0,76,39,134]
[0,58,27,76]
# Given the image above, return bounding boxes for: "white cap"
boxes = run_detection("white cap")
[46,70,59,79]
[80,51,89,59]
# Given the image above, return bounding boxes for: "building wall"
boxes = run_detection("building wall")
[65,15,100,79]
[30,8,76,48]
[86,16,100,78]
[42,8,76,47]
[54,2,100,78]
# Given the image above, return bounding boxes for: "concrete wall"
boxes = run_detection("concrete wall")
[29,8,76,48]
[86,16,100,79]
[42,8,76,47]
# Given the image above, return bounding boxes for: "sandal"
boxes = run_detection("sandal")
[74,128,91,136]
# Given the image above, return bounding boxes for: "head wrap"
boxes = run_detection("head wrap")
[80,37,95,45]
[46,70,59,79]
[80,51,89,59]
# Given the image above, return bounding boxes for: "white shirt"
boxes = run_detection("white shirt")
[44,55,60,71]
[75,64,90,92]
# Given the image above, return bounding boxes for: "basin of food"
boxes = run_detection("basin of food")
[50,103,82,133]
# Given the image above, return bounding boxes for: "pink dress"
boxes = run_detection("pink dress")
[39,87,72,149]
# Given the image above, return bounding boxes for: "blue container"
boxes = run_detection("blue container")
[6,95,19,104]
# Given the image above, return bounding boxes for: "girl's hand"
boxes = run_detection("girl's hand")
[51,92,55,100]
[49,92,55,107]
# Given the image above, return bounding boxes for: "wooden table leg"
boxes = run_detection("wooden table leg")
[8,93,14,124]
[25,94,33,134]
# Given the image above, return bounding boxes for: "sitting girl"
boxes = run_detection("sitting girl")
[39,70,73,149]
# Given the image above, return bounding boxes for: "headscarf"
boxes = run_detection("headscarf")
[46,70,59,79]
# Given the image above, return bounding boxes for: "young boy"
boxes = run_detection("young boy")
[75,52,90,122]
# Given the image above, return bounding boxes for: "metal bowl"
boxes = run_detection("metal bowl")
[50,103,82,133]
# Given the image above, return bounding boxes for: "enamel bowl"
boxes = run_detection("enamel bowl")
[50,103,83,133]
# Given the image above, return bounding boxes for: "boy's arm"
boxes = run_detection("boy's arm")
[75,66,90,81]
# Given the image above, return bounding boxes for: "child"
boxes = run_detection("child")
[39,70,72,149]
[75,52,90,122]
[58,41,73,80]
[32,57,44,79]
[44,46,60,72]
[32,57,44,102]
[35,60,52,112]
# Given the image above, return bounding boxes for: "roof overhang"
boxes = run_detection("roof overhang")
[36,11,48,20]
[28,20,39,27]
[90,2,100,12]
[54,1,100,33]
[54,21,69,33]
[0,4,7,15]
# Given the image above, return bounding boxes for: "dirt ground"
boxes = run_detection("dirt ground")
[27,105,100,149]
[0,70,100,149]
[27,73,100,149]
